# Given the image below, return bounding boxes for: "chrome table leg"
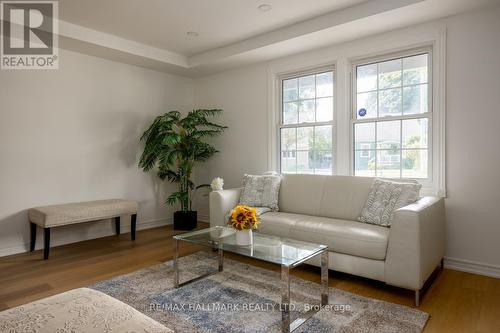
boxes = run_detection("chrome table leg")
[218,242,224,272]
[173,238,224,288]
[286,248,329,332]
[173,238,179,288]
[321,250,329,306]
[281,264,291,333]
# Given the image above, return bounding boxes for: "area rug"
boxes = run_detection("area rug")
[90,251,428,332]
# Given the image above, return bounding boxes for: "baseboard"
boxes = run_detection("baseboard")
[444,257,500,278]
[135,218,173,230]
[0,217,172,258]
[198,214,210,223]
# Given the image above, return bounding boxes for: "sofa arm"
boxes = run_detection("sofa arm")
[209,188,242,227]
[385,197,445,290]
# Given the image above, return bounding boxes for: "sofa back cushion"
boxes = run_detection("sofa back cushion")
[279,174,374,221]
[278,174,325,216]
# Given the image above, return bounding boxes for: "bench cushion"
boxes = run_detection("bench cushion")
[29,199,138,227]
[0,288,171,333]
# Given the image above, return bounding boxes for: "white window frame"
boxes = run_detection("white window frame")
[277,66,336,175]
[267,25,446,197]
[351,47,433,182]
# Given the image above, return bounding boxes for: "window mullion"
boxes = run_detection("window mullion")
[400,119,403,178]
[352,112,431,124]
[279,121,334,129]
[295,127,298,174]
[313,126,316,174]
[374,120,378,176]
[400,62,404,179]
[313,73,317,175]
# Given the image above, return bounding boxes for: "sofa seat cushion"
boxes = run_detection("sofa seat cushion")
[0,288,171,333]
[258,212,390,260]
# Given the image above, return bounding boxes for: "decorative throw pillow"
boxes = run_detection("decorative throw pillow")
[239,174,282,211]
[358,179,421,227]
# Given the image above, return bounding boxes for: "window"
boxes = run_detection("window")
[270,33,445,196]
[279,70,334,175]
[282,151,296,159]
[353,52,430,179]
[359,144,371,158]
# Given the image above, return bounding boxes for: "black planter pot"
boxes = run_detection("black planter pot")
[174,211,197,230]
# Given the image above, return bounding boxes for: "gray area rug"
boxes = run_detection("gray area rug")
[90,252,428,332]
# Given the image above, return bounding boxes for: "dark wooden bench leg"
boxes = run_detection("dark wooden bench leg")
[131,214,137,241]
[115,216,121,235]
[30,222,37,252]
[43,228,51,260]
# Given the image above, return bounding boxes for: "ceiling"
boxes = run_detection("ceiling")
[59,0,367,56]
[52,0,499,77]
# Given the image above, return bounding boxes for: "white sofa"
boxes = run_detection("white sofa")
[209,174,445,306]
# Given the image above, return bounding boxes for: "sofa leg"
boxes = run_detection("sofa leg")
[115,216,121,235]
[131,214,137,241]
[43,228,51,260]
[414,289,420,307]
[30,222,37,252]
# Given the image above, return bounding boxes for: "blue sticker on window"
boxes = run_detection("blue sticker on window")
[358,108,367,117]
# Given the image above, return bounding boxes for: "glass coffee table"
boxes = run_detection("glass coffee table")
[173,226,329,333]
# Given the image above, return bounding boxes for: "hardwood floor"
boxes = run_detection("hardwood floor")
[1,223,499,332]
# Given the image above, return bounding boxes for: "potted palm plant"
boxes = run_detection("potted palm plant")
[139,109,226,230]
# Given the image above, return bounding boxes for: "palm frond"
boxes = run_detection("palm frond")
[166,191,182,205]
[139,109,226,211]
[158,168,180,182]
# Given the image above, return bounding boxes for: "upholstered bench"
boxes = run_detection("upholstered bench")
[0,288,172,332]
[28,199,138,259]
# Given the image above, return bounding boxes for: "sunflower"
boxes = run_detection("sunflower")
[228,205,261,230]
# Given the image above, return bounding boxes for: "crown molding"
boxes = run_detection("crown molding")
[54,0,424,77]
[4,0,493,77]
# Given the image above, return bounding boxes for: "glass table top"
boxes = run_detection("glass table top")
[174,226,327,267]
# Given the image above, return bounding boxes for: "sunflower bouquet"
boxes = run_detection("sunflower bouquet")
[228,205,261,230]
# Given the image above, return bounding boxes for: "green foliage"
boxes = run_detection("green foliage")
[403,135,421,169]
[139,109,227,211]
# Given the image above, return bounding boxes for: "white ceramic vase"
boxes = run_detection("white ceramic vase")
[235,229,253,246]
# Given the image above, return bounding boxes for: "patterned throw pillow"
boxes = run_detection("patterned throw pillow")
[239,174,282,211]
[358,179,422,227]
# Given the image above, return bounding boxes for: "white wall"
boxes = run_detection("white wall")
[193,6,500,274]
[192,64,269,216]
[0,49,194,256]
[1,5,499,277]
[444,7,500,271]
